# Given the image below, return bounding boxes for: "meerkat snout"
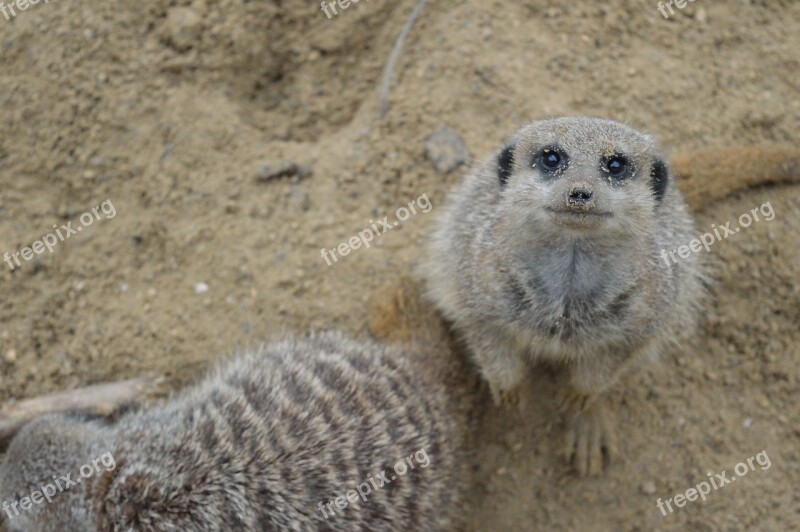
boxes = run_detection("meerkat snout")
[566,183,595,210]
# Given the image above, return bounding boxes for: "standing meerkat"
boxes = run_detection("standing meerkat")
[422,117,707,476]
[0,330,481,531]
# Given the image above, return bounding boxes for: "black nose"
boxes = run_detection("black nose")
[567,186,594,206]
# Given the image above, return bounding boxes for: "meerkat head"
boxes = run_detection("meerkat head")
[0,413,106,531]
[494,117,669,239]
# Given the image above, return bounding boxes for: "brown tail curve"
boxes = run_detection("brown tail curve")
[672,144,800,213]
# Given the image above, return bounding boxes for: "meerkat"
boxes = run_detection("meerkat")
[422,117,709,476]
[0,330,482,531]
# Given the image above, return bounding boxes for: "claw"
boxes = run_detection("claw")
[562,399,616,477]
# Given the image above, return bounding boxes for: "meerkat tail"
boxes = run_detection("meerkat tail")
[673,144,800,213]
[0,376,162,449]
[368,275,447,348]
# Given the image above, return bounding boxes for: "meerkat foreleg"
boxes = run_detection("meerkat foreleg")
[556,351,636,476]
[465,327,526,407]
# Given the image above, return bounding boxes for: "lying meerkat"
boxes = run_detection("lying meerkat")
[0,330,482,531]
[422,119,799,476]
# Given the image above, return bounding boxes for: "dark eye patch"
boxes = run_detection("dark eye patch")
[497,144,515,186]
[650,157,669,204]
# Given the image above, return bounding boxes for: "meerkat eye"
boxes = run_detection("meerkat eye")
[607,156,627,175]
[602,154,632,179]
[539,148,564,172]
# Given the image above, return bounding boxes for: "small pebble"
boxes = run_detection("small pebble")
[641,480,657,495]
[163,6,202,52]
[195,282,209,294]
[695,6,708,23]
[424,126,471,174]
[255,161,312,182]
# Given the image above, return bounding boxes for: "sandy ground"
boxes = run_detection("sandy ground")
[0,0,798,530]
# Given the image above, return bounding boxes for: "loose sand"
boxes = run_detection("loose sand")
[1,0,798,529]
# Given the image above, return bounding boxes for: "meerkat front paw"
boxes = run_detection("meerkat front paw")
[482,360,525,408]
[489,383,522,408]
[561,398,617,477]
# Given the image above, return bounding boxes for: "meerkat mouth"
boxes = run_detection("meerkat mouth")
[546,207,612,218]
[545,207,612,228]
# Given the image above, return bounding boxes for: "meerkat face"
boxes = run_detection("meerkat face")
[495,117,669,237]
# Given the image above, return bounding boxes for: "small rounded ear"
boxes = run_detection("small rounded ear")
[650,157,669,204]
[497,144,515,186]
